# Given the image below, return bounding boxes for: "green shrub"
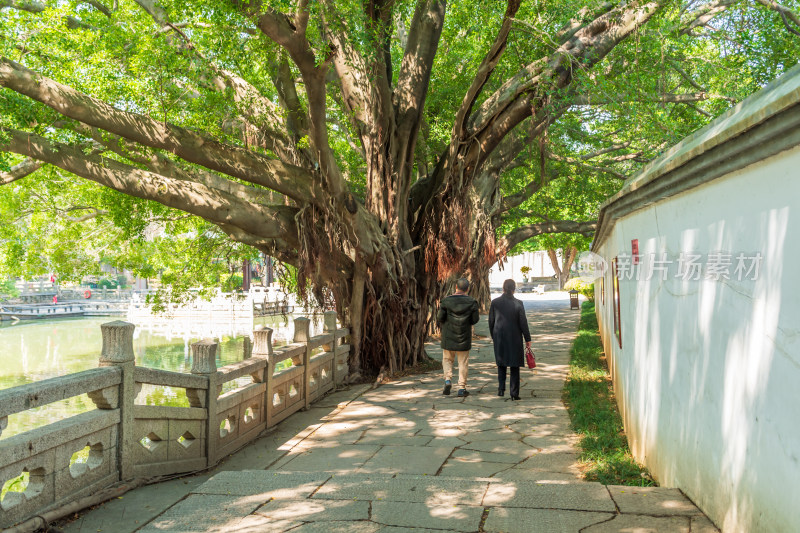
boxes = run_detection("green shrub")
[97,277,119,289]
[1,278,19,298]
[564,277,595,302]
[222,273,244,292]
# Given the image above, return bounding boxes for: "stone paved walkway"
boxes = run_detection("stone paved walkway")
[64,293,719,533]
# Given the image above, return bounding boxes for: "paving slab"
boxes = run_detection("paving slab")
[460,439,537,456]
[288,521,382,533]
[606,485,706,516]
[63,475,211,533]
[449,448,530,464]
[522,435,577,452]
[483,480,616,512]
[425,436,466,447]
[137,494,262,533]
[459,427,521,442]
[439,459,511,478]
[226,514,302,533]
[691,515,723,532]
[483,507,614,533]
[356,432,433,446]
[510,420,573,437]
[378,526,455,533]
[512,451,582,474]
[357,445,454,475]
[491,469,584,482]
[275,444,381,472]
[371,501,484,532]
[582,513,692,532]
[196,470,330,498]
[313,474,488,505]
[254,498,370,521]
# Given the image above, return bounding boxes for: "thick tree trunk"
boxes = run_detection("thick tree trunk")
[347,272,435,376]
[546,247,578,289]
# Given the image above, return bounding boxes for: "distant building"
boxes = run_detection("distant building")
[592,65,800,532]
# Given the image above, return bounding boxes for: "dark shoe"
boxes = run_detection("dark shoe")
[497,389,505,397]
[457,389,470,398]
[443,380,451,395]
[510,395,521,401]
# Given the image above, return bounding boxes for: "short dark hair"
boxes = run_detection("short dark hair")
[456,277,470,291]
[502,279,516,295]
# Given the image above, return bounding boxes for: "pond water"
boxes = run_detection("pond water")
[0,313,325,438]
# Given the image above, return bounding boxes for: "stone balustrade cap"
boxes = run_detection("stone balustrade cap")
[100,320,135,364]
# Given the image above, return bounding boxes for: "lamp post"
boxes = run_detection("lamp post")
[569,290,579,310]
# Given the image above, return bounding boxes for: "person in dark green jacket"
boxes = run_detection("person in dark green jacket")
[437,278,480,397]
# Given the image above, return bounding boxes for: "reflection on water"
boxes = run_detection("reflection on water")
[0,313,324,438]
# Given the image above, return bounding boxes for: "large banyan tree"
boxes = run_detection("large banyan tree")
[2,0,799,375]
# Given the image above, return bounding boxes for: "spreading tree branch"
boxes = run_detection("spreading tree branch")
[679,0,737,35]
[58,207,109,223]
[0,158,43,185]
[0,0,44,13]
[754,0,800,35]
[548,152,626,179]
[1,128,300,249]
[453,1,522,139]
[500,219,598,252]
[238,1,348,197]
[467,0,663,146]
[0,58,322,204]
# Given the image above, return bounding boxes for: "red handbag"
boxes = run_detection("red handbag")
[525,345,536,369]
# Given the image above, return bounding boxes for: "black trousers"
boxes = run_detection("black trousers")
[497,366,520,398]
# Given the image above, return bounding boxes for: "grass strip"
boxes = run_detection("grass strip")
[563,301,655,486]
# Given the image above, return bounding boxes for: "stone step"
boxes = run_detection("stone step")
[137,470,718,532]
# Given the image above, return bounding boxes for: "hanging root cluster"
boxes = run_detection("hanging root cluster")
[422,188,473,283]
[357,270,430,376]
[293,204,351,312]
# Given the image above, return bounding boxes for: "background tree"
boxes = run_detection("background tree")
[2,0,799,377]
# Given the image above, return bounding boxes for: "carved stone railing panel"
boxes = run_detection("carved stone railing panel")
[0,317,351,529]
[0,410,119,528]
[0,368,121,420]
[217,383,266,414]
[132,408,206,478]
[0,452,54,527]
[53,425,117,504]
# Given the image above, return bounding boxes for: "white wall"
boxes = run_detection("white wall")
[489,250,557,286]
[595,144,800,533]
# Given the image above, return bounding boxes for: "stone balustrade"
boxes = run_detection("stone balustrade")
[127,292,256,320]
[0,312,349,529]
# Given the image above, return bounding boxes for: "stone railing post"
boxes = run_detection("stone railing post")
[242,336,253,360]
[98,320,136,481]
[190,340,219,467]
[253,328,274,425]
[293,317,311,409]
[322,311,338,384]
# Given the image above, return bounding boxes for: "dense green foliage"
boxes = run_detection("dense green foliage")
[564,301,655,486]
[2,0,800,302]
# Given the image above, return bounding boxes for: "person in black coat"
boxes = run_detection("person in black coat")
[488,279,531,400]
[437,277,480,397]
